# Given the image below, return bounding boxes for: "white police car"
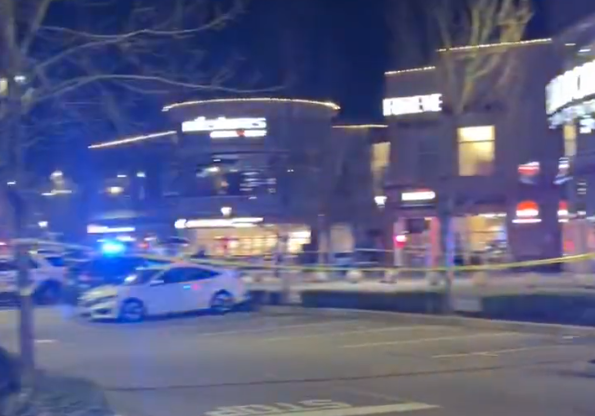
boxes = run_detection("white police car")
[80,262,248,322]
[0,254,66,304]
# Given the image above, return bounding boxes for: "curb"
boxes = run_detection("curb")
[261,305,595,337]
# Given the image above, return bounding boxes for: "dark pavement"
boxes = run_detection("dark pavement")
[0,307,593,416]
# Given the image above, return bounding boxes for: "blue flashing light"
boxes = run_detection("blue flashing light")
[101,240,126,256]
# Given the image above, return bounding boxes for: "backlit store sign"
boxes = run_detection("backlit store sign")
[87,225,136,234]
[400,190,436,207]
[546,59,595,128]
[182,117,267,138]
[175,217,264,229]
[383,94,442,117]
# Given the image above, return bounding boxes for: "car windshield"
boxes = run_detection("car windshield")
[122,269,162,286]
[83,257,144,278]
[44,256,65,267]
[0,261,15,272]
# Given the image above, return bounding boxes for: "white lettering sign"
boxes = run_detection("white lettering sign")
[182,117,267,138]
[210,129,267,139]
[401,190,436,202]
[549,98,595,128]
[87,225,136,234]
[383,94,442,116]
[175,217,264,230]
[546,59,595,115]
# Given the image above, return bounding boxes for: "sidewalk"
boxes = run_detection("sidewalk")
[245,272,595,295]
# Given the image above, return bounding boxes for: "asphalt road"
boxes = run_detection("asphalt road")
[0,307,594,416]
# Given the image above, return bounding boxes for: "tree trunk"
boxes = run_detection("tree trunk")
[16,241,34,376]
[7,185,35,377]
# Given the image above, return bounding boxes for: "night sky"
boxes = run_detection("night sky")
[231,0,553,122]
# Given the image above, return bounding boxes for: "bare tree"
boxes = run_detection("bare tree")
[0,0,254,375]
[433,0,533,311]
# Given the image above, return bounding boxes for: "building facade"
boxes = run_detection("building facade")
[80,98,381,257]
[383,39,566,264]
[546,13,595,267]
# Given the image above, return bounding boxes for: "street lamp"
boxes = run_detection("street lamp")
[50,171,63,180]
[136,171,146,178]
[221,206,232,217]
[374,195,387,209]
[107,186,124,195]
[38,221,48,229]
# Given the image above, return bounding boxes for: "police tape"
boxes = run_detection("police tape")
[14,238,595,273]
[176,253,595,273]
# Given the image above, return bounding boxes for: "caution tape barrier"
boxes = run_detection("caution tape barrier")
[13,238,595,274]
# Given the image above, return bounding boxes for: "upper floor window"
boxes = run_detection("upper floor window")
[371,142,390,194]
[458,126,495,176]
[563,123,577,157]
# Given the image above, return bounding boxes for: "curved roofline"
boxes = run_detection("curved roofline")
[385,38,552,75]
[384,66,436,76]
[162,97,340,112]
[89,130,176,150]
[437,38,552,52]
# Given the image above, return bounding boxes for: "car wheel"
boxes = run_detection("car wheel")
[210,291,235,315]
[119,300,145,323]
[33,282,62,305]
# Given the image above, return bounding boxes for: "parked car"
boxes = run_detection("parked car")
[68,255,172,294]
[79,262,248,322]
[0,254,66,305]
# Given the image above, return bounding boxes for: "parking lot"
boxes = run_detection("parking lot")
[0,307,594,416]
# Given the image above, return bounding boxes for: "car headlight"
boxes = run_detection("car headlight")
[87,295,117,306]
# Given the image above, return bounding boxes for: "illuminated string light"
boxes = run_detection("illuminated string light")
[162,98,340,112]
[89,131,177,149]
[384,66,436,76]
[332,124,388,129]
[438,38,552,52]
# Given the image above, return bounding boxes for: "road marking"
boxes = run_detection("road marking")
[432,345,560,359]
[204,402,438,416]
[262,326,446,342]
[263,403,439,416]
[341,332,521,349]
[192,320,362,338]
[35,339,57,344]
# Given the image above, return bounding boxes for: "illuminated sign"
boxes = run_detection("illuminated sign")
[558,201,569,223]
[554,157,572,185]
[518,161,540,185]
[175,217,264,229]
[548,98,595,128]
[383,94,442,117]
[546,59,595,116]
[182,117,267,138]
[401,190,436,202]
[513,200,541,224]
[87,225,136,234]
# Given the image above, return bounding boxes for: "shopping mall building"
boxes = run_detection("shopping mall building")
[380,9,595,266]
[81,98,386,256]
[383,39,566,265]
[38,7,595,264]
[546,12,595,267]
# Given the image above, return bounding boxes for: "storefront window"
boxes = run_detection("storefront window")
[454,215,507,262]
[458,126,495,176]
[162,154,279,198]
[183,225,311,257]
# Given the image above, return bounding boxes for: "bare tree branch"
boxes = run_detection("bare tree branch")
[20,0,55,54]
